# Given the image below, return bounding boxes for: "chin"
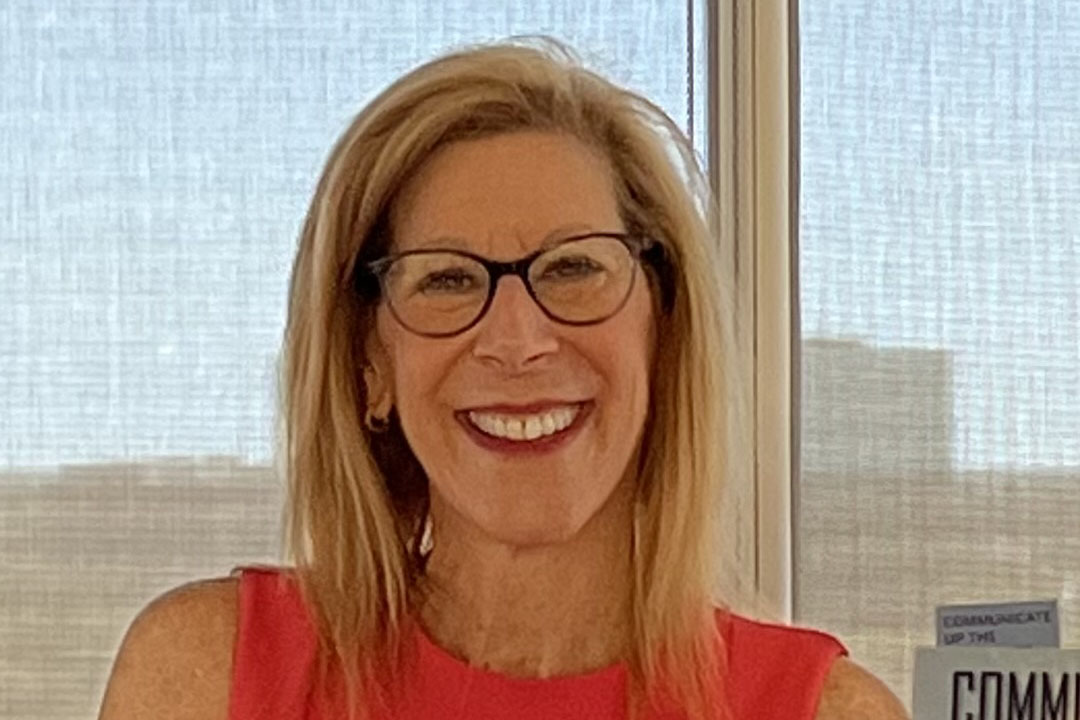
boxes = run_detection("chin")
[429,466,630,550]
[476,507,590,549]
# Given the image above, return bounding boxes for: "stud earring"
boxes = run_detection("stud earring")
[364,407,390,433]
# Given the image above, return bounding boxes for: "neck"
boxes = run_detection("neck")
[416,480,635,678]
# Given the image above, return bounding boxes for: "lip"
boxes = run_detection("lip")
[454,400,593,455]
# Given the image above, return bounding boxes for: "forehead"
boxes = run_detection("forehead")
[390,131,624,255]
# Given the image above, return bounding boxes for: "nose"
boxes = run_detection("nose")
[471,276,559,371]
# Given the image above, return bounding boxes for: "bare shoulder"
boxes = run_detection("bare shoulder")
[98,576,239,720]
[815,657,910,720]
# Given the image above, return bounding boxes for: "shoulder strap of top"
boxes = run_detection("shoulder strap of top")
[228,566,318,720]
[721,611,848,720]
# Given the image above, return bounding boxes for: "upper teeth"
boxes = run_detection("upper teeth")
[467,405,580,441]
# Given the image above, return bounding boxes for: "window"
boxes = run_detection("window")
[1,2,709,717]
[796,0,1080,707]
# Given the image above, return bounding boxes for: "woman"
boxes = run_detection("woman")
[98,41,908,720]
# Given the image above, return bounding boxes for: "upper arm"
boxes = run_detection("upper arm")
[98,577,239,720]
[815,657,910,720]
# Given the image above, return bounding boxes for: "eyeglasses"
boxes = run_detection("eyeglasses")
[356,232,657,338]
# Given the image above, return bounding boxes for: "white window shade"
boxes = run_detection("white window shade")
[0,3,707,717]
[796,0,1080,708]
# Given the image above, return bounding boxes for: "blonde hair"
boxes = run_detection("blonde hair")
[280,38,747,720]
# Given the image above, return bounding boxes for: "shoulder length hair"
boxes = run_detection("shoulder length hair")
[279,38,748,720]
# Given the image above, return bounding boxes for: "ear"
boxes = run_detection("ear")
[363,325,394,418]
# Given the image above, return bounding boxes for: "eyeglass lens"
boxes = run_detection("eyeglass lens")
[381,235,636,336]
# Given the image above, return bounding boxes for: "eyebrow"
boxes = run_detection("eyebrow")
[406,223,603,252]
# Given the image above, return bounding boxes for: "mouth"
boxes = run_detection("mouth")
[454,401,593,454]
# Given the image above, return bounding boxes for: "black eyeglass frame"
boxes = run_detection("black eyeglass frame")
[355,232,670,338]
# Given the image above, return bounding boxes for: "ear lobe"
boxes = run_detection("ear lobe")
[363,328,394,417]
[363,363,393,417]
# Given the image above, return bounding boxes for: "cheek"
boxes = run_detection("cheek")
[599,290,656,434]
[389,353,461,487]
[392,352,447,425]
[376,309,446,426]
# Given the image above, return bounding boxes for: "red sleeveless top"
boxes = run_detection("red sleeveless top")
[227,566,845,720]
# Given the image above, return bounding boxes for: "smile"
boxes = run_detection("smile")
[466,404,582,441]
[455,400,592,455]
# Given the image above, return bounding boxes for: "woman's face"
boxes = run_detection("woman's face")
[372,130,655,547]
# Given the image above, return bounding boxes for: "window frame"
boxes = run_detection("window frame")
[710,0,798,622]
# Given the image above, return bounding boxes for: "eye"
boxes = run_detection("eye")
[416,268,482,293]
[539,255,604,279]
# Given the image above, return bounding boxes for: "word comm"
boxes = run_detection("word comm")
[950,670,1080,720]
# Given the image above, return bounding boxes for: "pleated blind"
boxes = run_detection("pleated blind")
[0,3,705,717]
[796,0,1080,709]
